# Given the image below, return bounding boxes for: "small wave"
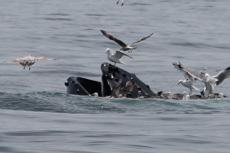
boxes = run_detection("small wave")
[0,92,68,112]
[85,13,106,17]
[31,69,100,77]
[42,17,72,21]
[0,92,126,114]
[0,146,14,153]
[171,42,206,48]
[1,92,230,114]
[171,41,230,50]
[131,2,150,6]
[48,13,70,16]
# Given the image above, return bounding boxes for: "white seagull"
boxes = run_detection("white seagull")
[173,61,230,97]
[177,79,200,95]
[101,30,153,52]
[200,67,230,97]
[173,62,200,95]
[8,55,56,70]
[105,48,132,66]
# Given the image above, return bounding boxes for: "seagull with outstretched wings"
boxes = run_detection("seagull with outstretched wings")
[101,30,153,52]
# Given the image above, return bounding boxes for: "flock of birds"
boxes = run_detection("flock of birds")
[7,27,230,98]
[100,28,230,98]
[6,1,131,70]
[172,62,230,98]
[7,29,153,70]
[6,0,230,99]
[114,0,230,98]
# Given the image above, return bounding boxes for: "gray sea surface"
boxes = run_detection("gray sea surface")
[1,0,230,153]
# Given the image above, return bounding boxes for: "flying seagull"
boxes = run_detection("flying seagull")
[173,61,230,97]
[8,55,56,70]
[100,30,153,52]
[105,48,132,66]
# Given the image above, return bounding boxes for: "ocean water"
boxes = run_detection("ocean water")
[1,0,230,152]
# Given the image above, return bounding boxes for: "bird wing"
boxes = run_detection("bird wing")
[8,57,26,63]
[130,33,153,45]
[203,81,214,94]
[172,61,205,82]
[179,63,219,85]
[100,30,127,47]
[172,62,196,82]
[213,67,230,85]
[8,55,55,63]
[34,56,56,61]
[115,51,133,59]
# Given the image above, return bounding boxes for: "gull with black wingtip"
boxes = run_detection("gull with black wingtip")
[101,30,153,52]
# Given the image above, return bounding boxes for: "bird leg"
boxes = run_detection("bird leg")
[189,89,192,95]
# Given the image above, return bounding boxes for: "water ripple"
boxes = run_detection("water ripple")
[1,92,230,114]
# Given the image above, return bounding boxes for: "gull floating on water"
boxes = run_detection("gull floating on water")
[8,55,56,70]
[105,48,132,66]
[173,61,230,97]
[100,30,153,52]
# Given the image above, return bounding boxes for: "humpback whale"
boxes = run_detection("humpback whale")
[65,63,228,100]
